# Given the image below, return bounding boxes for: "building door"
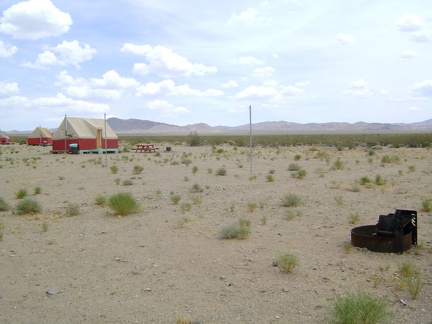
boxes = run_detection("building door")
[96,129,102,149]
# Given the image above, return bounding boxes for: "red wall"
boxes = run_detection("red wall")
[28,137,53,145]
[52,138,118,151]
[0,137,10,144]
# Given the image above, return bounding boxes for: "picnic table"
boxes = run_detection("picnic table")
[134,143,159,153]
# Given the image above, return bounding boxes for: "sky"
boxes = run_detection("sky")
[0,0,431,131]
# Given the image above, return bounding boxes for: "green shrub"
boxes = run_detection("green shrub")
[15,188,28,199]
[288,163,300,171]
[14,198,42,215]
[266,174,274,182]
[33,186,42,195]
[170,194,181,205]
[348,213,360,224]
[292,169,306,179]
[95,194,107,206]
[332,158,345,170]
[180,202,192,213]
[188,131,202,146]
[406,275,423,299]
[329,290,391,324]
[110,165,119,174]
[132,165,144,175]
[192,166,198,174]
[190,183,203,193]
[108,192,139,216]
[216,167,227,176]
[375,174,386,185]
[276,253,298,273]
[65,203,80,216]
[218,219,251,239]
[0,197,11,211]
[421,199,432,212]
[359,176,371,185]
[122,179,133,186]
[281,193,301,207]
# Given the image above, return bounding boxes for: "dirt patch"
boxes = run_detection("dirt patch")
[1,144,431,323]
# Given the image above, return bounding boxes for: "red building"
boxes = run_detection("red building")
[52,117,118,154]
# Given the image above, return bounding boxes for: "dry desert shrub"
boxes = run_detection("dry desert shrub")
[0,197,11,211]
[275,253,298,273]
[108,192,139,216]
[328,289,392,324]
[219,219,251,239]
[13,198,42,215]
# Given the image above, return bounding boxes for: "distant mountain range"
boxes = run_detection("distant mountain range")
[7,118,432,135]
[106,117,432,134]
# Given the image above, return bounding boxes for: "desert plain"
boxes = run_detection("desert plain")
[0,142,431,323]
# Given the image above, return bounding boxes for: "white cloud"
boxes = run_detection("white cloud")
[0,41,18,58]
[410,79,432,98]
[410,32,432,43]
[343,79,373,97]
[136,79,223,97]
[90,70,139,89]
[294,81,310,87]
[379,90,389,96]
[146,100,190,117]
[400,50,418,59]
[225,2,270,27]
[281,85,304,96]
[54,70,137,100]
[222,80,238,88]
[0,95,30,107]
[397,13,422,32]
[33,93,109,113]
[226,7,260,26]
[0,0,72,40]
[22,40,96,69]
[0,81,19,97]
[122,43,217,78]
[337,33,357,45]
[233,85,280,101]
[235,56,264,65]
[407,106,420,112]
[252,66,275,77]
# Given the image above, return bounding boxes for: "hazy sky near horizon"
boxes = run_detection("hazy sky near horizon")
[0,0,431,131]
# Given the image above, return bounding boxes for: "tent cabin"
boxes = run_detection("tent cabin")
[28,127,53,146]
[52,117,118,154]
[0,131,11,145]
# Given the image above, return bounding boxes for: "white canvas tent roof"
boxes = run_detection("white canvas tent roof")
[0,131,9,138]
[28,127,53,138]
[53,117,118,140]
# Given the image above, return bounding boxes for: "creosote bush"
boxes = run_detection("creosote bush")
[0,197,11,211]
[15,188,28,199]
[170,194,181,205]
[132,165,144,175]
[219,219,251,239]
[421,199,432,212]
[108,192,139,216]
[13,198,42,215]
[275,253,298,273]
[281,193,301,207]
[65,203,80,216]
[328,289,392,324]
[216,167,227,176]
[110,165,119,174]
[95,194,107,206]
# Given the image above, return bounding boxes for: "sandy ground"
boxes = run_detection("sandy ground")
[0,143,431,324]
